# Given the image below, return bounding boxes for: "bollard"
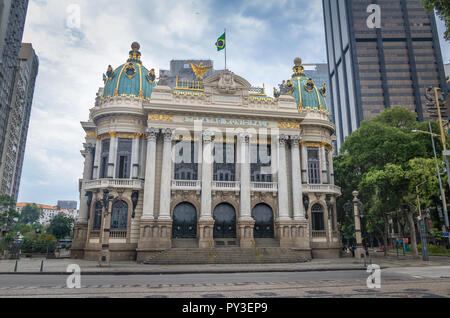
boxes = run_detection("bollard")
[40,260,44,272]
[13,260,18,272]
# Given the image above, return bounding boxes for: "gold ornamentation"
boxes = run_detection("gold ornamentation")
[124,63,136,79]
[147,69,156,84]
[304,78,315,93]
[278,122,300,129]
[86,131,97,138]
[134,132,144,139]
[190,62,212,80]
[109,131,117,138]
[148,114,173,121]
[117,133,134,139]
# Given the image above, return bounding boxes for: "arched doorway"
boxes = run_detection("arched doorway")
[213,203,236,238]
[111,200,128,230]
[252,204,274,238]
[172,202,197,238]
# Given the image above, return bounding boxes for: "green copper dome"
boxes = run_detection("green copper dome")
[286,58,328,111]
[102,42,157,100]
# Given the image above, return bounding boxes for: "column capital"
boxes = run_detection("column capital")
[278,134,289,146]
[290,135,301,147]
[162,128,174,142]
[83,143,95,154]
[146,128,159,141]
[202,130,214,143]
[239,133,251,144]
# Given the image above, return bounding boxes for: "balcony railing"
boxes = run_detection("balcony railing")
[312,230,327,238]
[83,179,144,191]
[110,230,127,239]
[212,181,240,191]
[171,180,202,191]
[304,184,341,195]
[251,182,278,192]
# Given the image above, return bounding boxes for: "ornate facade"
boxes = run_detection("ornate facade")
[71,43,342,262]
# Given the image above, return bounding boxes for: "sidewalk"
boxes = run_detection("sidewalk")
[0,255,449,275]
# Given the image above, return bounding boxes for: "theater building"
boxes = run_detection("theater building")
[71,43,342,263]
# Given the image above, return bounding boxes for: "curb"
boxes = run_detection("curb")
[0,266,372,275]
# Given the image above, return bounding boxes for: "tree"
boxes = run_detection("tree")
[334,107,448,253]
[0,195,19,237]
[46,215,74,239]
[19,204,41,224]
[421,0,450,40]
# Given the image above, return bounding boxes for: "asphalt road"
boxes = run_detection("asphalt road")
[0,267,449,298]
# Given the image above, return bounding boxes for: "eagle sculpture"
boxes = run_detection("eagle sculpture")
[190,62,213,80]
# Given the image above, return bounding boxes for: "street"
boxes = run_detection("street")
[0,266,449,298]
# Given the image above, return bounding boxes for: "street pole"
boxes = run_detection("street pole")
[416,182,429,261]
[352,191,364,260]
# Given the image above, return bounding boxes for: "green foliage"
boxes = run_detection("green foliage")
[19,204,41,224]
[46,215,74,239]
[334,107,449,250]
[21,233,57,254]
[421,0,450,40]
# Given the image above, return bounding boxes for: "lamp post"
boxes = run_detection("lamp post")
[416,181,429,261]
[98,189,114,267]
[344,192,364,259]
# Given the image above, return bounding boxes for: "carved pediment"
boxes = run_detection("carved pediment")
[203,70,251,96]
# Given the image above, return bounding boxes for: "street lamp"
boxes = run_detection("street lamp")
[344,192,364,259]
[416,180,430,261]
[98,189,114,267]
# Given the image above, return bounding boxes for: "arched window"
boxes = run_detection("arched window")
[311,204,325,231]
[110,200,128,230]
[92,201,103,230]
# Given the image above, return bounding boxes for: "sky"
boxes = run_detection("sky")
[18,0,450,206]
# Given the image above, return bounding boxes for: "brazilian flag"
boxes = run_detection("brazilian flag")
[216,33,226,51]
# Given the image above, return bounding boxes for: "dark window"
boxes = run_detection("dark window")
[110,200,128,230]
[93,201,102,230]
[100,140,110,178]
[308,148,321,184]
[251,144,272,182]
[325,150,330,184]
[116,138,132,179]
[214,143,235,181]
[311,204,325,231]
[174,141,198,180]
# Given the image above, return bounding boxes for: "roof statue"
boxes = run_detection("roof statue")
[190,62,213,81]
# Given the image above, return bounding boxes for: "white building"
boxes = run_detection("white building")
[72,43,342,263]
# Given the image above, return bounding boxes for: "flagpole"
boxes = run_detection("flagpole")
[224,28,227,70]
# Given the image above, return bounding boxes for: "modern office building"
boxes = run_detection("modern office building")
[0,43,38,201]
[57,200,78,211]
[71,43,342,262]
[0,0,30,184]
[323,0,448,150]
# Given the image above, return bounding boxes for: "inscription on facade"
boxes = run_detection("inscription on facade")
[184,116,269,128]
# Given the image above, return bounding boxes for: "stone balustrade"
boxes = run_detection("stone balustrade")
[83,179,144,191]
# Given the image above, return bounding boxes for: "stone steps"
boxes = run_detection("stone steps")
[254,238,280,248]
[143,248,310,265]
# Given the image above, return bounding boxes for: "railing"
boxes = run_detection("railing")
[305,184,341,195]
[83,179,144,191]
[212,181,240,191]
[312,230,327,238]
[89,230,100,238]
[110,230,127,239]
[251,182,278,192]
[171,180,202,190]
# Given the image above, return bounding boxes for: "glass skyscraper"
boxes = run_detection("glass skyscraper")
[323,0,448,150]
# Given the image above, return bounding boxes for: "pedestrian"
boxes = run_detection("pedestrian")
[365,243,369,256]
[351,245,355,257]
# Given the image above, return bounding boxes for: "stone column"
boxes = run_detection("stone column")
[92,138,102,179]
[353,191,365,260]
[329,149,335,185]
[158,128,173,220]
[321,144,328,184]
[271,134,279,182]
[290,136,305,221]
[139,134,147,180]
[301,143,308,184]
[200,131,213,220]
[142,128,158,220]
[239,134,252,220]
[78,143,95,224]
[107,132,118,178]
[277,135,290,221]
[131,134,141,179]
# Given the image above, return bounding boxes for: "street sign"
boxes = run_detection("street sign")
[443,151,450,157]
[443,233,449,237]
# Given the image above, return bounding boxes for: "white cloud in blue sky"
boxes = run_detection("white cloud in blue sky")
[18,0,450,206]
